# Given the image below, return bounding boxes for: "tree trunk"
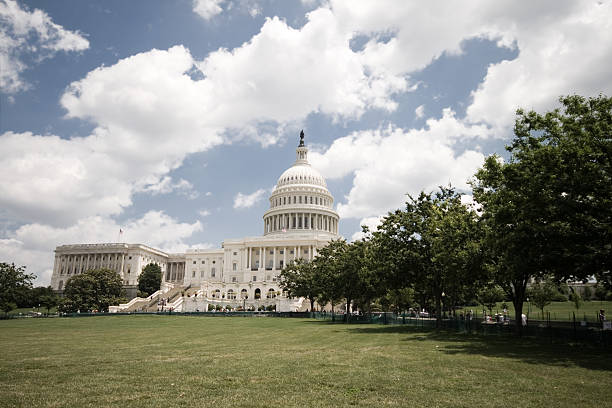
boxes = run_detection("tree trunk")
[512,281,527,336]
[310,297,314,313]
[436,294,442,328]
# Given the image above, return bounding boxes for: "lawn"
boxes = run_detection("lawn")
[1,315,610,408]
[460,300,612,322]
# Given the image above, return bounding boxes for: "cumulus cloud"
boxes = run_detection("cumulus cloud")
[198,209,211,217]
[0,0,89,93]
[330,0,612,130]
[233,188,267,209]
[0,211,202,285]
[193,0,225,20]
[139,176,198,198]
[310,109,489,219]
[415,104,425,119]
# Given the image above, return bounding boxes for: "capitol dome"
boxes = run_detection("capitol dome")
[263,131,339,237]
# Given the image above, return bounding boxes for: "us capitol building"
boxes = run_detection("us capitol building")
[49,133,340,312]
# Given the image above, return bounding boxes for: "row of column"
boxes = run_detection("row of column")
[264,213,337,234]
[246,245,317,271]
[56,253,126,276]
[165,262,185,282]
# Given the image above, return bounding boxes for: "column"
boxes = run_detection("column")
[273,248,277,271]
[301,213,305,229]
[262,246,266,270]
[248,247,252,269]
[297,246,301,259]
[120,254,125,278]
[294,246,297,261]
[283,246,286,267]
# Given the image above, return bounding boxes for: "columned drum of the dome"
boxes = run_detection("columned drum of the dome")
[263,132,340,237]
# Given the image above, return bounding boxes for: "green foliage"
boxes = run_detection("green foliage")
[478,286,505,314]
[371,186,484,325]
[60,268,125,313]
[570,291,583,310]
[279,258,320,311]
[138,263,162,296]
[528,281,557,314]
[0,262,35,314]
[472,95,612,334]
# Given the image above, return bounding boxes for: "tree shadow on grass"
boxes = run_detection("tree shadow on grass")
[346,325,612,372]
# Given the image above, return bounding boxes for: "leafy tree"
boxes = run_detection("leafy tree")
[60,268,125,313]
[478,285,505,315]
[138,263,162,297]
[472,95,612,335]
[372,186,484,327]
[39,293,60,314]
[0,263,35,314]
[279,258,319,312]
[570,291,583,311]
[528,281,557,316]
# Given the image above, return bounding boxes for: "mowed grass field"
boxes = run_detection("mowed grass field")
[1,316,611,408]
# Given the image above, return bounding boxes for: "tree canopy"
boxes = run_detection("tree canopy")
[60,268,125,313]
[138,263,162,297]
[0,262,35,314]
[472,94,612,333]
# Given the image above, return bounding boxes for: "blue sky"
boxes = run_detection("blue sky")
[1,0,611,285]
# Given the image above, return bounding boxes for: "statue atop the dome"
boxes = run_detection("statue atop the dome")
[299,130,305,147]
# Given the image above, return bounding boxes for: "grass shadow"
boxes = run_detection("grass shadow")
[347,324,612,371]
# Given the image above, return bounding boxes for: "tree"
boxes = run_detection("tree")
[39,292,60,314]
[60,268,125,313]
[372,186,484,327]
[279,258,319,312]
[138,263,162,297]
[570,291,583,311]
[477,285,505,315]
[0,263,35,315]
[528,281,557,317]
[472,95,612,335]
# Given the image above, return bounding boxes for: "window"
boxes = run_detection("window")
[293,196,296,204]
[192,271,195,278]
[280,250,284,254]
[193,261,196,264]
[127,269,131,274]
[233,263,237,271]
[233,252,237,256]
[211,268,216,277]
[201,271,205,278]
[232,276,237,282]
[252,275,257,281]
[269,250,273,255]
[299,196,302,203]
[129,256,132,260]
[201,260,205,264]
[310,196,313,204]
[304,249,308,254]
[290,250,294,254]
[212,260,216,264]
[283,197,286,204]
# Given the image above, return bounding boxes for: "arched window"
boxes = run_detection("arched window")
[254,288,261,299]
[58,280,63,290]
[228,289,236,299]
[241,289,248,299]
[267,288,276,298]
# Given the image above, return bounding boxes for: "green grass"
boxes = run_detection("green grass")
[460,300,612,321]
[1,316,610,408]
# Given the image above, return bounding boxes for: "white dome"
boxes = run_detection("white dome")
[276,164,327,189]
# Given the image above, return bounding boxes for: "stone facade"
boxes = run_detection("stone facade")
[50,135,340,310]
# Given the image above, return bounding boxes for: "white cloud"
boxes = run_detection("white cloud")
[198,209,211,217]
[193,0,225,20]
[310,109,489,220]
[233,188,267,209]
[415,104,425,119]
[0,0,89,93]
[329,0,612,130]
[139,176,198,198]
[0,211,202,285]
[351,216,383,241]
